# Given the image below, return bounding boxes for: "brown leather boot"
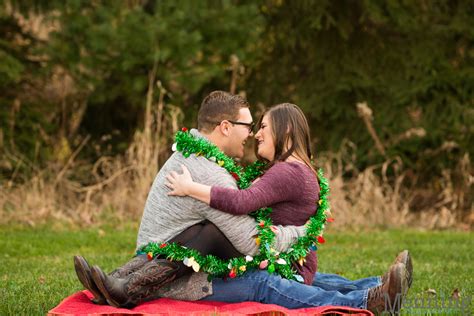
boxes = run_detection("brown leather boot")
[74,255,148,305]
[91,258,180,308]
[367,263,408,314]
[109,255,149,278]
[382,250,413,288]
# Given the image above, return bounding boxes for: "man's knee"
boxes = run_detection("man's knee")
[202,222,223,238]
[168,223,205,244]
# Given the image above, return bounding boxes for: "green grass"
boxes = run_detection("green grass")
[1,224,472,315]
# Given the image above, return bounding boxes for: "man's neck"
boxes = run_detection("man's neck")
[199,130,227,154]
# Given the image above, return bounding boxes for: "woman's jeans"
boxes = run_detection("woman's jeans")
[202,271,381,309]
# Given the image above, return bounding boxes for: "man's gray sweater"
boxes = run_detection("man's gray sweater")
[136,129,305,300]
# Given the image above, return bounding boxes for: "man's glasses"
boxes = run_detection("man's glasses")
[227,120,255,134]
[213,120,255,133]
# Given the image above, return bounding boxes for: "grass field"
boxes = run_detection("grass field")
[1,224,472,315]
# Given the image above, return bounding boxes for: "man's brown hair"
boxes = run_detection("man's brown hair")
[198,91,249,133]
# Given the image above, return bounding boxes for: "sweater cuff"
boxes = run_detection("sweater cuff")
[209,186,222,209]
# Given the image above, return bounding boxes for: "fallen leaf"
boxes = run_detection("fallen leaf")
[38,275,45,284]
[451,288,461,300]
[426,288,437,296]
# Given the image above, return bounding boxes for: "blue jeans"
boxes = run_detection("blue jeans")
[312,272,381,294]
[202,271,381,309]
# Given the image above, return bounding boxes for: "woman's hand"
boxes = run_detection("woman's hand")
[166,164,194,196]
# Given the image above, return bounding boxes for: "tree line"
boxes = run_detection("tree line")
[1,1,472,218]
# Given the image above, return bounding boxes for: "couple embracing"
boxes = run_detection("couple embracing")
[74,91,412,314]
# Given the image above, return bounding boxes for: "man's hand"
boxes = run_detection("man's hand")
[166,164,194,196]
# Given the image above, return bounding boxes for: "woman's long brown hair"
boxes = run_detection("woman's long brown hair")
[255,103,316,175]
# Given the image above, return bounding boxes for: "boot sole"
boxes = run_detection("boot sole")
[393,263,409,300]
[74,256,107,304]
[405,251,413,288]
[398,250,413,288]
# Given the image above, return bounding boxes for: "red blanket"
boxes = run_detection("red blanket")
[48,291,373,316]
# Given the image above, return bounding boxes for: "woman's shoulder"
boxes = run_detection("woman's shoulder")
[266,160,316,179]
[272,160,313,172]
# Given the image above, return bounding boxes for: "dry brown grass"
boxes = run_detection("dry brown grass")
[1,141,155,226]
[319,140,410,229]
[2,136,471,229]
[413,153,473,230]
[318,141,472,230]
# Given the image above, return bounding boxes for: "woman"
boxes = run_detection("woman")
[166,103,320,284]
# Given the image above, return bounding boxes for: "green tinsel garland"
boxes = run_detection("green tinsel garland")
[137,128,332,282]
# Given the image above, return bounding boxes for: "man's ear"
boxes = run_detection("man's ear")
[218,121,231,136]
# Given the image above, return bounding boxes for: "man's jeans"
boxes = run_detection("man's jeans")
[203,271,381,309]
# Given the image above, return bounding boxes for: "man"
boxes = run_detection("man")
[75,91,411,314]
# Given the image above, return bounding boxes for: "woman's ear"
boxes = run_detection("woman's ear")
[283,124,293,151]
[284,137,293,151]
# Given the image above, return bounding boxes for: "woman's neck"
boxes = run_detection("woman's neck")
[284,155,306,165]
